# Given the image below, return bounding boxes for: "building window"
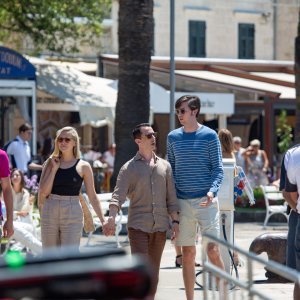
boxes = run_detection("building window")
[238,23,255,59]
[189,20,206,57]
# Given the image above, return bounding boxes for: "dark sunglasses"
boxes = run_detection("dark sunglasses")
[57,137,72,143]
[143,132,157,139]
[175,108,188,115]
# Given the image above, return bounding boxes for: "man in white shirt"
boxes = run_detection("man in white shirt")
[6,123,42,175]
[283,145,300,300]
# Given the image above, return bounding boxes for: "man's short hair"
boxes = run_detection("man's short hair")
[132,123,151,139]
[175,95,201,117]
[19,123,33,133]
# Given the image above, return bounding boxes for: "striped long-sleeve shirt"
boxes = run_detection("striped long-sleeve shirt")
[167,125,224,199]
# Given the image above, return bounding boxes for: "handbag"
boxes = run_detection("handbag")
[38,158,51,213]
[79,194,96,233]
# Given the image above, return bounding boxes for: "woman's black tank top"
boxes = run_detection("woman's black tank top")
[51,159,83,196]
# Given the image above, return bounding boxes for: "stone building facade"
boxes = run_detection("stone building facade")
[110,0,299,61]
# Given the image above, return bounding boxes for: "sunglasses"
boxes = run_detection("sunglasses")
[175,108,188,115]
[11,174,21,178]
[143,132,157,139]
[57,137,72,143]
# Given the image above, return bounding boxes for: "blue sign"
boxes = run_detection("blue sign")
[0,47,36,80]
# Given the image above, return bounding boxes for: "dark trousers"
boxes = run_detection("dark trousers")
[287,210,298,269]
[128,228,166,296]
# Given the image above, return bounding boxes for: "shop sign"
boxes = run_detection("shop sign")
[0,47,35,79]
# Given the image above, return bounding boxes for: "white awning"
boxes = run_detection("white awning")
[177,70,295,99]
[30,58,117,126]
[250,72,295,83]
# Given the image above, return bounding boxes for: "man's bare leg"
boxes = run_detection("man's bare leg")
[207,242,227,298]
[182,245,196,300]
[207,242,225,270]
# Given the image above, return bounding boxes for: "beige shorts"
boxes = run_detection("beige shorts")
[175,196,220,247]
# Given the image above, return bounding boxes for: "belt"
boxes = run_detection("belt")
[48,194,80,200]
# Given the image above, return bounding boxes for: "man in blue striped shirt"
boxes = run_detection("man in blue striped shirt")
[167,95,225,300]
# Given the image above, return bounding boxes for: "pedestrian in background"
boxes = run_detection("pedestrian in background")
[244,139,269,188]
[281,145,300,300]
[105,123,179,300]
[101,143,116,192]
[233,136,246,169]
[218,128,242,267]
[167,95,225,300]
[11,168,33,224]
[0,149,14,239]
[9,168,42,255]
[38,126,106,252]
[219,129,235,160]
[6,123,42,175]
[102,143,116,174]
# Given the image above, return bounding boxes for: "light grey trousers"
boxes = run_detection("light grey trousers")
[41,194,83,252]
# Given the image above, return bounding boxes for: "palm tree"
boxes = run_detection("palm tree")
[295,9,300,143]
[111,0,154,189]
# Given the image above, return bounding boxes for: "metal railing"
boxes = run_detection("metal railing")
[201,233,300,300]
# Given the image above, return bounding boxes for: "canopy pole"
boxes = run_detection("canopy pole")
[169,0,175,131]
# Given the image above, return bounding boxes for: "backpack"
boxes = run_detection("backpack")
[2,138,18,169]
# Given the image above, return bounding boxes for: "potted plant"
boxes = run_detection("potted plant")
[276,109,293,173]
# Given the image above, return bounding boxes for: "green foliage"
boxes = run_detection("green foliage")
[276,110,293,154]
[0,0,111,53]
[236,186,285,209]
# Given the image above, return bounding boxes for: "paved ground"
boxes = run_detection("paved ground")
[81,221,294,300]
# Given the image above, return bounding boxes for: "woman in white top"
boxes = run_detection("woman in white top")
[9,169,42,255]
[11,169,33,224]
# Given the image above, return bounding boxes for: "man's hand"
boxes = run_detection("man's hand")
[283,190,298,210]
[102,216,115,236]
[2,220,14,239]
[200,192,214,207]
[171,222,180,241]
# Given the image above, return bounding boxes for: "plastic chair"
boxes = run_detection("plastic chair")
[83,193,128,248]
[260,185,289,228]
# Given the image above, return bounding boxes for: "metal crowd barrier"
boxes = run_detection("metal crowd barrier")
[201,233,300,300]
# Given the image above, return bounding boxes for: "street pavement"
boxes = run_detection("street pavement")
[81,221,294,300]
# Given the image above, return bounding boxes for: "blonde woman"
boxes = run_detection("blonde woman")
[244,139,269,188]
[39,126,106,251]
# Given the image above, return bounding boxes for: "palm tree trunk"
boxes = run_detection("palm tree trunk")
[111,0,154,190]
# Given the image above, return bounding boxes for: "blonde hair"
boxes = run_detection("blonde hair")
[218,128,234,157]
[51,126,81,159]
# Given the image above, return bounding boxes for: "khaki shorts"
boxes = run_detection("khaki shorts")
[175,196,220,247]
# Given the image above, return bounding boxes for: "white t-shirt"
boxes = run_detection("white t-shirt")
[6,136,31,173]
[285,145,300,213]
